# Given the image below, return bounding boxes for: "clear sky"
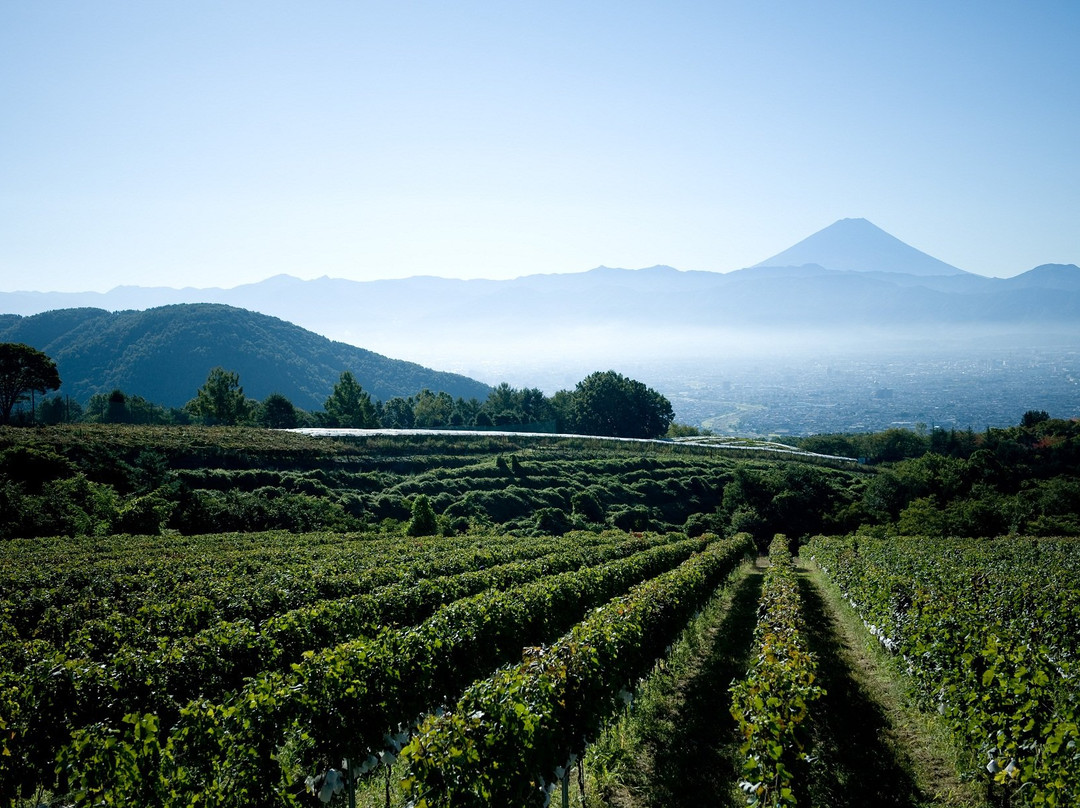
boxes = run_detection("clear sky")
[2,1,1078,292]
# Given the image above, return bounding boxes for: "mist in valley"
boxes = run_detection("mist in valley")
[347,321,1080,437]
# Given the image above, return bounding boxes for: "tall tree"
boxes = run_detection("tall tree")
[481,384,554,427]
[257,393,299,429]
[107,389,129,424]
[413,389,454,427]
[0,343,61,425]
[381,397,416,429]
[187,367,250,425]
[323,371,378,428]
[518,387,553,423]
[567,370,674,439]
[485,382,518,413]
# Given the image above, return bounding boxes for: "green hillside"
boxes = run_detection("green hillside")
[0,303,491,409]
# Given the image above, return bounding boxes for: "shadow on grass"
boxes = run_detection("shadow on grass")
[797,572,928,808]
[640,566,765,808]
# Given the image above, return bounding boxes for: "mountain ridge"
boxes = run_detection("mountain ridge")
[1,220,1076,389]
[0,304,492,410]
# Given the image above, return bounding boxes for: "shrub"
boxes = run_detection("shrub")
[407,495,438,536]
[534,507,571,536]
[115,490,175,535]
[610,505,654,532]
[571,489,604,522]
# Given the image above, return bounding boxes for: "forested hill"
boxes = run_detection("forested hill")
[0,304,491,409]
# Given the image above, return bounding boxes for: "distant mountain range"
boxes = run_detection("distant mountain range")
[1,218,1077,415]
[2,219,1076,339]
[0,305,491,410]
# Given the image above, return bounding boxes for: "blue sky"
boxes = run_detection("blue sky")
[2,1,1078,292]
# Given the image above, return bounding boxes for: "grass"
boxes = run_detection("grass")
[580,559,765,808]
[288,554,995,808]
[575,555,991,808]
[798,558,989,808]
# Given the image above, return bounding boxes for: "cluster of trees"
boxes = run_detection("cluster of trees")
[1,342,676,440]
[180,366,674,439]
[846,414,1080,538]
[793,411,1057,464]
[10,344,1078,547]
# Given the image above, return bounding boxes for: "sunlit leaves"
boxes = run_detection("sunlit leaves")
[808,534,1080,806]
[730,535,823,807]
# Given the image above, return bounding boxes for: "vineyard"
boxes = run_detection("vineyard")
[0,526,754,806]
[10,526,1078,807]
[2,425,1080,806]
[807,534,1080,807]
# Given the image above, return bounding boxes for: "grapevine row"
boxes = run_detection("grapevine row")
[807,534,1080,806]
[395,534,754,808]
[6,532,676,801]
[729,535,823,808]
[50,535,720,805]
[5,530,605,654]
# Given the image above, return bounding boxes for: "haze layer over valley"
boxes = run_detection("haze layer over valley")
[4,219,1077,435]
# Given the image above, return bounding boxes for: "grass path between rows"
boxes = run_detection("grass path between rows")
[582,556,990,808]
[797,560,986,808]
[583,559,765,807]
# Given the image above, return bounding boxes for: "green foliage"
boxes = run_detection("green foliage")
[114,489,176,535]
[847,416,1080,536]
[720,464,856,550]
[479,383,555,429]
[0,472,120,538]
[407,494,438,536]
[682,510,716,537]
[322,371,378,428]
[609,504,655,532]
[0,530,679,798]
[256,392,300,429]
[730,535,823,807]
[0,445,75,491]
[792,433,862,459]
[413,389,455,428]
[398,535,753,807]
[533,506,571,535]
[381,396,415,428]
[6,419,1080,803]
[83,390,187,425]
[666,422,713,438]
[1022,409,1050,428]
[0,424,865,542]
[37,394,83,425]
[0,304,493,411]
[0,342,61,424]
[186,367,251,426]
[564,370,675,439]
[808,534,1080,806]
[170,488,360,534]
[58,713,175,806]
[570,488,604,522]
[4,531,714,803]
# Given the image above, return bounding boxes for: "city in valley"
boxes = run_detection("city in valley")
[657,344,1079,436]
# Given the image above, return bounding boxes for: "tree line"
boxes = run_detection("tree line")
[2,401,1078,543]
[0,342,676,440]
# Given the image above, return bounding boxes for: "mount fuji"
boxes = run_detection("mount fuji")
[752,218,968,276]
